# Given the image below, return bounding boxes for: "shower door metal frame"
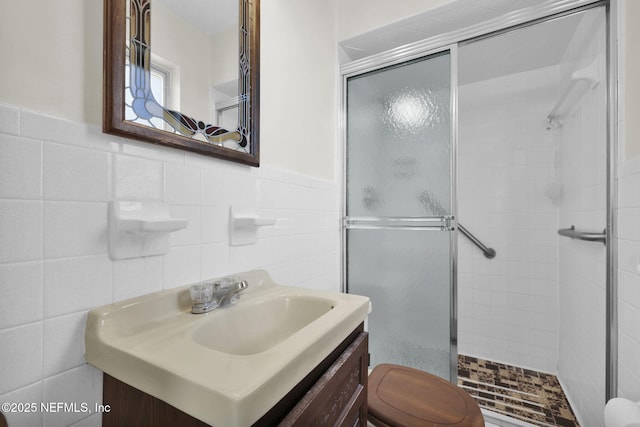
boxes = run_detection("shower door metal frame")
[341,44,460,383]
[339,0,618,400]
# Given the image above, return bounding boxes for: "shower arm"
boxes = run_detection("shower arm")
[458,224,496,259]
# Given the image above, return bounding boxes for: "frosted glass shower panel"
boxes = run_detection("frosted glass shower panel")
[345,50,454,380]
[348,229,452,379]
[346,52,451,218]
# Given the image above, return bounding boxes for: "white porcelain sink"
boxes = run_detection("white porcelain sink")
[84,270,369,427]
[191,295,335,355]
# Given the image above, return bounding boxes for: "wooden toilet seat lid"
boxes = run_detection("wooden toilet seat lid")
[368,364,484,427]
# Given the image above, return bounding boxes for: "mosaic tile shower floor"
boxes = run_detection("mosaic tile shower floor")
[458,355,579,427]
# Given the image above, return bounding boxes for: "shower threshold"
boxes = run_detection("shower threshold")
[458,355,579,427]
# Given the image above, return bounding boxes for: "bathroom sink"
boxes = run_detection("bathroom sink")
[191,295,334,355]
[84,270,369,427]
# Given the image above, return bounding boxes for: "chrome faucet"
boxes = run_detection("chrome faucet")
[215,279,248,307]
[190,277,248,314]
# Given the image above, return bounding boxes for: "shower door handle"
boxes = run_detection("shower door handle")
[344,216,455,231]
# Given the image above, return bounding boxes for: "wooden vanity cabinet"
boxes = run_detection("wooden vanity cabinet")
[102,324,369,427]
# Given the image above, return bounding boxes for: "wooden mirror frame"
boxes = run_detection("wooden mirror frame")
[103,0,260,166]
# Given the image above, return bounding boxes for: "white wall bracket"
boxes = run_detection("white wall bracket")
[229,206,276,246]
[109,201,188,260]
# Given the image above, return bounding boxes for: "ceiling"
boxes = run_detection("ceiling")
[458,13,582,85]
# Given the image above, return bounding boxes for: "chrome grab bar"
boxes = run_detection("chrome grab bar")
[557,225,606,244]
[458,224,496,259]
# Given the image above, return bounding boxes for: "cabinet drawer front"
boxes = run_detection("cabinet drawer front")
[280,332,368,427]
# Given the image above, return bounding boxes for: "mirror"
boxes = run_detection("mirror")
[103,0,260,166]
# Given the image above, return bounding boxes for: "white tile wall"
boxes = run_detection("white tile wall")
[459,8,612,426]
[555,8,608,427]
[458,65,561,374]
[0,103,341,426]
[617,156,640,401]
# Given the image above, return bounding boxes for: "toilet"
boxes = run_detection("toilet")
[605,398,640,427]
[368,364,484,427]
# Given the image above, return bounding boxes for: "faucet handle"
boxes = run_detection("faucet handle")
[214,275,239,290]
[190,282,214,304]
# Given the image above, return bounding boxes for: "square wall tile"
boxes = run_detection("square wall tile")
[0,262,43,329]
[44,256,112,317]
[164,245,201,289]
[0,134,42,199]
[201,206,228,244]
[200,243,230,280]
[0,381,43,427]
[114,155,163,201]
[44,202,108,259]
[0,200,43,263]
[201,169,225,206]
[112,256,164,302]
[70,413,102,427]
[0,103,20,136]
[43,143,111,202]
[21,112,118,153]
[0,322,43,395]
[42,365,102,427]
[164,163,200,205]
[229,244,256,274]
[43,311,88,377]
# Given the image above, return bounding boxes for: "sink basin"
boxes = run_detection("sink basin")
[191,295,335,355]
[84,270,369,427]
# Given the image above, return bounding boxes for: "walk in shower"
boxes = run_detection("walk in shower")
[342,2,614,426]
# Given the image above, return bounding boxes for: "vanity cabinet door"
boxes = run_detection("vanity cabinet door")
[279,332,369,427]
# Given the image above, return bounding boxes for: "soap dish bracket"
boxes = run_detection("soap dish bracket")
[109,201,188,260]
[229,206,276,246]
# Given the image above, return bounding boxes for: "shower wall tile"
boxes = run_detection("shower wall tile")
[0,106,341,424]
[555,9,608,427]
[460,13,612,425]
[458,64,560,374]
[618,155,640,401]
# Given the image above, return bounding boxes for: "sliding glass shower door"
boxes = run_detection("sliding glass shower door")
[344,50,455,381]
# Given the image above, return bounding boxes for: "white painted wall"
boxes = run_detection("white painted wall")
[0,0,103,125]
[260,0,338,180]
[0,0,339,181]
